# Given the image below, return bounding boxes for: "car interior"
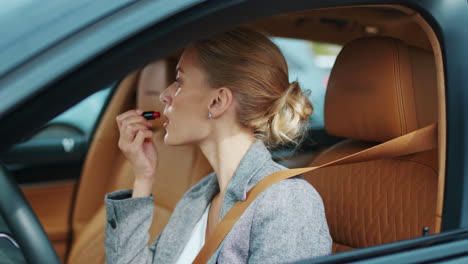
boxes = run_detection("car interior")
[14,4,445,263]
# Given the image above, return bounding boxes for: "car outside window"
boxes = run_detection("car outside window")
[271,37,341,129]
[43,87,112,140]
[1,87,113,184]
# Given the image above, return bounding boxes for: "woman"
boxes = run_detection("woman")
[106,26,332,263]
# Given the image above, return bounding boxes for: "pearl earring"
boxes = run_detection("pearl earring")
[207,112,213,119]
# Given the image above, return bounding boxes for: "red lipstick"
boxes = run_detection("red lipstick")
[141,111,161,120]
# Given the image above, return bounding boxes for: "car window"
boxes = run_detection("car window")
[38,87,112,140]
[270,37,341,129]
[1,86,113,184]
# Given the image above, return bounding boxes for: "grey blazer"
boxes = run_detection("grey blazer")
[105,140,332,263]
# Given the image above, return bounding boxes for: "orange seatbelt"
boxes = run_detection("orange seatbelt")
[193,123,438,264]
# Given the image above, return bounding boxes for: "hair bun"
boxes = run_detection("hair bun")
[262,81,313,148]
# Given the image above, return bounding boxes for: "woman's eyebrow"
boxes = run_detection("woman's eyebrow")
[175,67,184,75]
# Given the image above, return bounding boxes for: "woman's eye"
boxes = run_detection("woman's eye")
[175,77,181,84]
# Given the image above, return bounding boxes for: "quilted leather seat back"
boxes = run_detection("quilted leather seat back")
[305,37,439,253]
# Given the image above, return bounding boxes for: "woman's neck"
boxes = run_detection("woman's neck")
[199,129,255,195]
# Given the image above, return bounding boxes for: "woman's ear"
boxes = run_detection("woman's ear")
[208,87,233,119]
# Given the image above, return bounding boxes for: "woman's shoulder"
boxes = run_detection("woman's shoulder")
[255,159,325,213]
[247,161,333,260]
[261,175,323,206]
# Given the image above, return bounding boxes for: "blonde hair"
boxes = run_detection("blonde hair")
[191,26,313,148]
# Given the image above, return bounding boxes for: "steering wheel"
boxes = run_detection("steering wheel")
[0,164,60,264]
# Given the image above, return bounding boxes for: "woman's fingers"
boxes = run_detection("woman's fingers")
[117,109,154,156]
[118,112,152,144]
[120,117,151,141]
[122,123,148,144]
[116,109,143,129]
[132,129,154,148]
[116,110,158,197]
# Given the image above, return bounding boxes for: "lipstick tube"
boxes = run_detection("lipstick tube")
[141,111,161,120]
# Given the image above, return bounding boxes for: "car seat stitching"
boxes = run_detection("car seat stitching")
[392,157,438,175]
[393,40,405,135]
[400,43,408,134]
[408,51,420,128]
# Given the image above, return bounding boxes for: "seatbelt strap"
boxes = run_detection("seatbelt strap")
[194,123,438,263]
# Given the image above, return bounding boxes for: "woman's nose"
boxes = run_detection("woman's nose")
[159,85,172,105]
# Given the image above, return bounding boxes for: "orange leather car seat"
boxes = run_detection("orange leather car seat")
[67,59,212,263]
[304,37,439,253]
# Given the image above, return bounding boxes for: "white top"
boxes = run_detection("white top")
[175,202,211,264]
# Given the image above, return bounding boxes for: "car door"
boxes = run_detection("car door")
[0,87,113,262]
[1,0,467,263]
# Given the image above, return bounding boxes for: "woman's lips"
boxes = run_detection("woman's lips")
[163,112,170,128]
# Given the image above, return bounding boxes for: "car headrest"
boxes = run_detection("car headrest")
[137,59,175,128]
[325,37,437,142]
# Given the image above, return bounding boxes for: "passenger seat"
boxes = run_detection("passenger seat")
[304,37,440,253]
[68,59,212,263]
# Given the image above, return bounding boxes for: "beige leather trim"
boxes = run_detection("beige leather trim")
[71,71,139,238]
[325,37,436,142]
[22,181,76,263]
[412,10,446,234]
[360,3,446,234]
[67,207,106,264]
[332,242,354,254]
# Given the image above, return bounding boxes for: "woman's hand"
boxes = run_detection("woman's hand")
[116,109,158,197]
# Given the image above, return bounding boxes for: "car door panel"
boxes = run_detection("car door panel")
[4,124,87,167]
[21,182,76,262]
[3,123,87,184]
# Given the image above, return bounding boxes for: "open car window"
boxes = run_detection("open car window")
[271,37,341,130]
[45,87,112,141]
[269,37,343,162]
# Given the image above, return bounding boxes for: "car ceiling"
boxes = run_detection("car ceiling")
[248,6,431,51]
[166,5,432,67]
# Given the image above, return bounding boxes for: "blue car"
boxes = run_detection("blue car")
[0,1,467,263]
